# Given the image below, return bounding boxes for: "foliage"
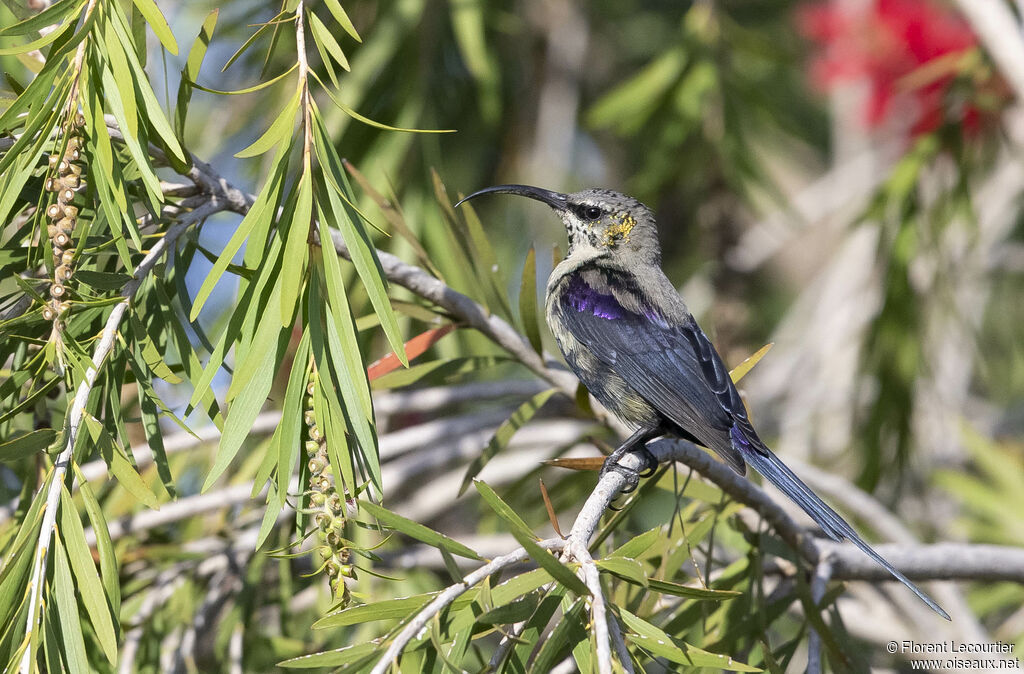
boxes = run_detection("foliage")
[0,0,1021,672]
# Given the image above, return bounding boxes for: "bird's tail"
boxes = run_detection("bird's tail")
[741,445,951,621]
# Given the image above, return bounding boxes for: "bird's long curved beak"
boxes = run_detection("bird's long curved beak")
[454,184,567,210]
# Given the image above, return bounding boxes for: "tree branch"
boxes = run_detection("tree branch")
[18,197,225,673]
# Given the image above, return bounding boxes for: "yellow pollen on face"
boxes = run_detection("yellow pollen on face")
[602,213,636,246]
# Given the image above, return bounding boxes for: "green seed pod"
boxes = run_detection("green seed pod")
[314,513,330,530]
[305,440,319,455]
[327,493,343,515]
[309,426,322,442]
[308,457,326,475]
[309,491,326,507]
[324,561,339,577]
[304,410,316,426]
[57,301,70,315]
[306,381,315,396]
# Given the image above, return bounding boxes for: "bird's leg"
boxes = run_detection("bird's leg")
[600,426,661,493]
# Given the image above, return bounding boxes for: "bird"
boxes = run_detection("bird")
[455,184,950,621]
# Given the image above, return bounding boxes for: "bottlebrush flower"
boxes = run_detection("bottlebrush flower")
[798,0,1007,137]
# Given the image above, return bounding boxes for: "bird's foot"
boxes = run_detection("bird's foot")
[599,443,658,494]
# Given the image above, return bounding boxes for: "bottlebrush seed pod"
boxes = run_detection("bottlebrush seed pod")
[66,137,80,151]
[57,217,75,234]
[309,491,326,506]
[42,306,55,321]
[45,179,56,192]
[304,410,317,426]
[61,250,74,266]
[326,531,341,548]
[56,265,72,281]
[50,283,65,298]
[69,148,80,161]
[48,155,59,168]
[317,475,332,492]
[62,205,78,219]
[47,224,58,238]
[66,163,82,177]
[61,189,74,202]
[305,440,319,455]
[315,513,331,530]
[58,301,70,314]
[308,457,326,475]
[46,204,63,219]
[306,382,315,396]
[74,112,85,127]
[309,426,322,442]
[54,233,71,248]
[61,175,80,189]
[327,493,343,514]
[324,561,339,577]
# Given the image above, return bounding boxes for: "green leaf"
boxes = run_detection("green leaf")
[307,9,349,71]
[473,480,537,543]
[279,174,311,326]
[53,538,90,674]
[612,526,661,559]
[83,415,160,509]
[459,389,557,494]
[59,485,117,665]
[0,429,55,461]
[176,9,218,140]
[204,300,283,490]
[278,642,379,669]
[531,598,587,672]
[476,593,540,625]
[314,75,453,133]
[358,500,482,560]
[321,0,361,42]
[509,530,589,598]
[75,270,134,290]
[131,0,178,53]
[0,0,78,37]
[73,464,120,617]
[618,607,759,671]
[189,63,296,96]
[277,330,311,499]
[587,48,687,133]
[235,86,299,157]
[596,556,648,587]
[0,17,74,55]
[312,116,407,364]
[519,246,543,355]
[314,593,434,629]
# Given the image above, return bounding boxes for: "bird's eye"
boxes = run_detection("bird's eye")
[576,205,602,221]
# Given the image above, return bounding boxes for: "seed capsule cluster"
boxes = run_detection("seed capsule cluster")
[304,373,356,603]
[42,114,86,325]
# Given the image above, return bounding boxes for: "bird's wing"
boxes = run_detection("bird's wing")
[555,269,951,620]
[554,271,748,474]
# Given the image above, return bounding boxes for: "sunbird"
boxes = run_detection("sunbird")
[456,184,950,620]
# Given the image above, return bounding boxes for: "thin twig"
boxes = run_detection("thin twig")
[566,539,613,674]
[368,539,566,674]
[806,552,835,674]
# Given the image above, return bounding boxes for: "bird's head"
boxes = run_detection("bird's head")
[456,184,661,266]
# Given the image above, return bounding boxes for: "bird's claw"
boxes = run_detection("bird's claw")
[600,445,657,494]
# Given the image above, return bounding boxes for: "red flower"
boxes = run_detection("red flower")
[798,0,1005,136]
